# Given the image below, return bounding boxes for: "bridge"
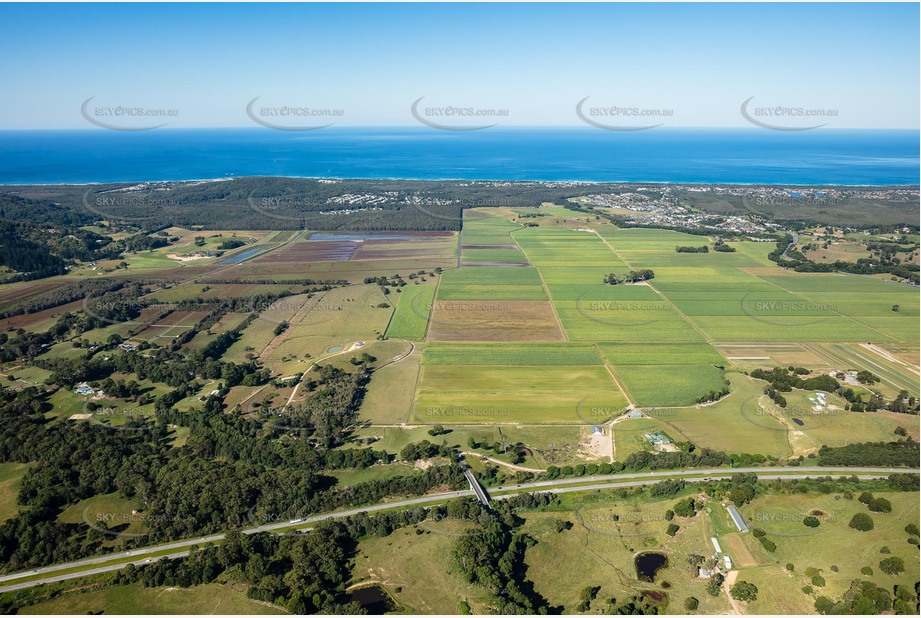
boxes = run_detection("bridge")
[461,464,490,506]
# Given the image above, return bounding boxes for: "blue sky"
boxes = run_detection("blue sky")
[0,2,918,129]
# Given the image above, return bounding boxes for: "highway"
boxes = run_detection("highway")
[0,466,913,593]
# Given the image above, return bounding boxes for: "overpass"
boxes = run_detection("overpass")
[461,463,490,506]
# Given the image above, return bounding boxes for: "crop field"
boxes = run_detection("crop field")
[807,343,920,398]
[426,299,564,341]
[384,283,436,340]
[423,342,602,365]
[436,265,546,300]
[461,211,523,245]
[599,342,727,365]
[607,363,727,408]
[413,365,627,423]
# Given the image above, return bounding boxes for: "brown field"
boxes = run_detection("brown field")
[0,299,84,331]
[716,343,829,370]
[352,236,457,261]
[426,300,565,342]
[720,532,759,567]
[252,240,361,263]
[134,310,209,341]
[0,279,72,308]
[878,342,921,366]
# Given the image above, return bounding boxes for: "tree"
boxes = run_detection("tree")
[730,581,759,602]
[879,556,905,575]
[867,497,892,513]
[684,597,699,611]
[905,523,920,537]
[803,516,820,528]
[666,523,680,536]
[849,513,874,532]
[706,573,724,596]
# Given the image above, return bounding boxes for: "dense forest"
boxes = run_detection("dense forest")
[4,179,918,232]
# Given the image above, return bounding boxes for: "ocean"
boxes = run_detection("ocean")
[0,128,917,186]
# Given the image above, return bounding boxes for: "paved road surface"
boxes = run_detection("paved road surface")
[0,466,912,593]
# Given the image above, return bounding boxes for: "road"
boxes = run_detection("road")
[0,466,912,593]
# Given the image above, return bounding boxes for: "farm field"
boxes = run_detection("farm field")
[422,342,602,365]
[414,365,628,424]
[657,374,794,458]
[357,342,420,424]
[426,299,564,342]
[383,283,435,340]
[19,582,286,615]
[598,342,729,407]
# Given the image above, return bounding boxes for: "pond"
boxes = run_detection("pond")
[635,552,668,582]
[326,345,344,353]
[348,584,397,614]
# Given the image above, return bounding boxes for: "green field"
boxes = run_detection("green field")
[20,582,286,615]
[414,365,628,423]
[0,463,29,523]
[384,284,435,340]
[739,491,920,604]
[423,342,602,365]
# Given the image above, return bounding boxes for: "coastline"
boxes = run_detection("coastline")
[1,176,918,189]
